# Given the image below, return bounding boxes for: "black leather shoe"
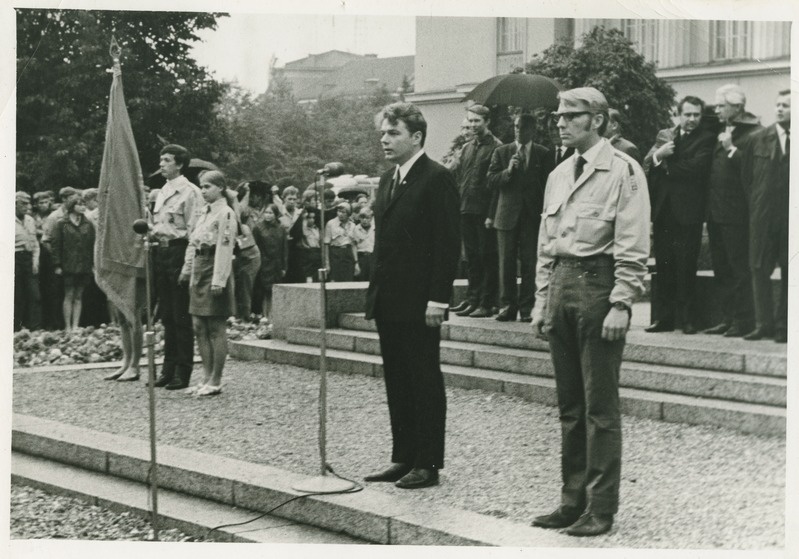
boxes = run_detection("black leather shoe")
[149,374,172,388]
[682,323,697,335]
[455,304,477,317]
[531,506,584,529]
[519,315,532,323]
[165,378,190,390]
[468,306,492,318]
[743,326,774,341]
[723,324,747,337]
[702,322,730,335]
[450,300,470,313]
[495,308,517,322]
[395,467,439,489]
[774,330,787,343]
[565,512,614,537]
[364,463,411,482]
[644,320,674,333]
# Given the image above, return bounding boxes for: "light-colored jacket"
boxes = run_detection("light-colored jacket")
[533,139,650,322]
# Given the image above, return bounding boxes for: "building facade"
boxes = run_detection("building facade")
[408,17,791,160]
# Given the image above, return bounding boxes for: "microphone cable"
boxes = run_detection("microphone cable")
[203,464,363,540]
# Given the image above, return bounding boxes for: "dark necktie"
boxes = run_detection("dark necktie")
[388,170,399,200]
[784,130,790,159]
[574,156,585,182]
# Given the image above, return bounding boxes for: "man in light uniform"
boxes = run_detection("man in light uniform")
[531,88,650,537]
[151,144,204,390]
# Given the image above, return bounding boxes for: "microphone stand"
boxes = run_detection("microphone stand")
[135,225,161,538]
[292,171,355,494]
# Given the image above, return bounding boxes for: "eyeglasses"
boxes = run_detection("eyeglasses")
[550,111,594,122]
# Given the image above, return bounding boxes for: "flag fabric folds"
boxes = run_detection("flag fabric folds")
[94,60,146,325]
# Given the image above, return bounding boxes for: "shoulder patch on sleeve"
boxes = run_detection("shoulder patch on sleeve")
[614,151,640,191]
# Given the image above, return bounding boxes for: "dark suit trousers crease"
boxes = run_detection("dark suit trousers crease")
[652,213,702,325]
[154,245,194,377]
[707,220,754,327]
[496,222,538,314]
[546,261,623,515]
[375,316,446,469]
[751,219,788,331]
[461,213,498,308]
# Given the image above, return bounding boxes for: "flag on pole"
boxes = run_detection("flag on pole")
[94,57,146,325]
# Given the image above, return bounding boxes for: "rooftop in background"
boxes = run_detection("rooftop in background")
[271,50,414,103]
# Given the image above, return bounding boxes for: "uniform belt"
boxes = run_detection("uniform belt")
[554,254,613,268]
[157,238,189,249]
[195,245,216,257]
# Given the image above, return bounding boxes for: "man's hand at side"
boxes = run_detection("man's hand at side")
[425,305,447,328]
[602,307,630,341]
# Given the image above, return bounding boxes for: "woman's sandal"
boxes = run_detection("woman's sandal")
[196,384,222,397]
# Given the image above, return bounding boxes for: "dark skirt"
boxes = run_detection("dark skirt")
[189,253,235,317]
[329,245,355,282]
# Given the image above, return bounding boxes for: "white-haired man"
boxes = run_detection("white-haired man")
[703,84,762,337]
[531,87,650,537]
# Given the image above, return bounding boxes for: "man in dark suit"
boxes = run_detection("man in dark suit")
[741,90,790,343]
[364,102,460,489]
[487,113,551,322]
[643,96,716,334]
[605,108,642,164]
[703,84,762,337]
[548,119,575,170]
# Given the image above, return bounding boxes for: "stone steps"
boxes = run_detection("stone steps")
[284,326,786,407]
[339,313,787,378]
[229,338,786,436]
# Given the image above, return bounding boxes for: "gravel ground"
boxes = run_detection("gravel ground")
[12,359,785,549]
[10,483,212,541]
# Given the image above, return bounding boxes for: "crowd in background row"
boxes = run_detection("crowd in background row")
[14,178,376,334]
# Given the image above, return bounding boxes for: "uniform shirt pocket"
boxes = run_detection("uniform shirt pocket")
[574,202,614,246]
[542,203,561,239]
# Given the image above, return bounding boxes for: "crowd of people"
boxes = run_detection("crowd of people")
[446,84,789,344]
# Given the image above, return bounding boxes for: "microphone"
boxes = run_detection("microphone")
[133,219,150,235]
[315,162,345,177]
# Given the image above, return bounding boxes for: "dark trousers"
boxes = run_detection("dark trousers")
[234,247,261,320]
[15,251,33,331]
[154,243,193,380]
[496,220,538,316]
[375,313,446,469]
[38,245,62,330]
[461,213,498,308]
[751,220,788,333]
[652,213,703,326]
[707,220,754,328]
[328,245,355,282]
[357,251,372,282]
[546,257,623,515]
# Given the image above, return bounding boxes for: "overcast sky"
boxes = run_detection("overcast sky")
[190,13,416,94]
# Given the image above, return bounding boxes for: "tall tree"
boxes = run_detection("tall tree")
[526,26,676,153]
[16,9,227,193]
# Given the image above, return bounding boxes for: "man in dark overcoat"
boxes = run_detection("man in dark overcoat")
[741,89,790,343]
[364,102,460,489]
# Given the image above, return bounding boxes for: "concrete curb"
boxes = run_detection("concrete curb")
[11,414,580,547]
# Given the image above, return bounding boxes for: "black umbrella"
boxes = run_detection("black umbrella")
[145,158,219,188]
[463,73,562,110]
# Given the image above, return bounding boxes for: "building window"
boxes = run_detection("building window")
[622,19,658,60]
[498,18,525,54]
[712,20,751,60]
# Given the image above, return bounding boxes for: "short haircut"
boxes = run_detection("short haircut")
[380,102,427,146]
[678,96,706,114]
[323,188,336,202]
[467,104,490,118]
[336,202,352,215]
[558,87,609,135]
[160,144,191,173]
[59,186,78,201]
[778,89,791,97]
[82,188,98,203]
[302,188,318,203]
[33,191,53,202]
[64,196,82,212]
[358,207,373,217]
[16,191,31,201]
[715,84,746,107]
[283,186,299,198]
[516,113,536,128]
